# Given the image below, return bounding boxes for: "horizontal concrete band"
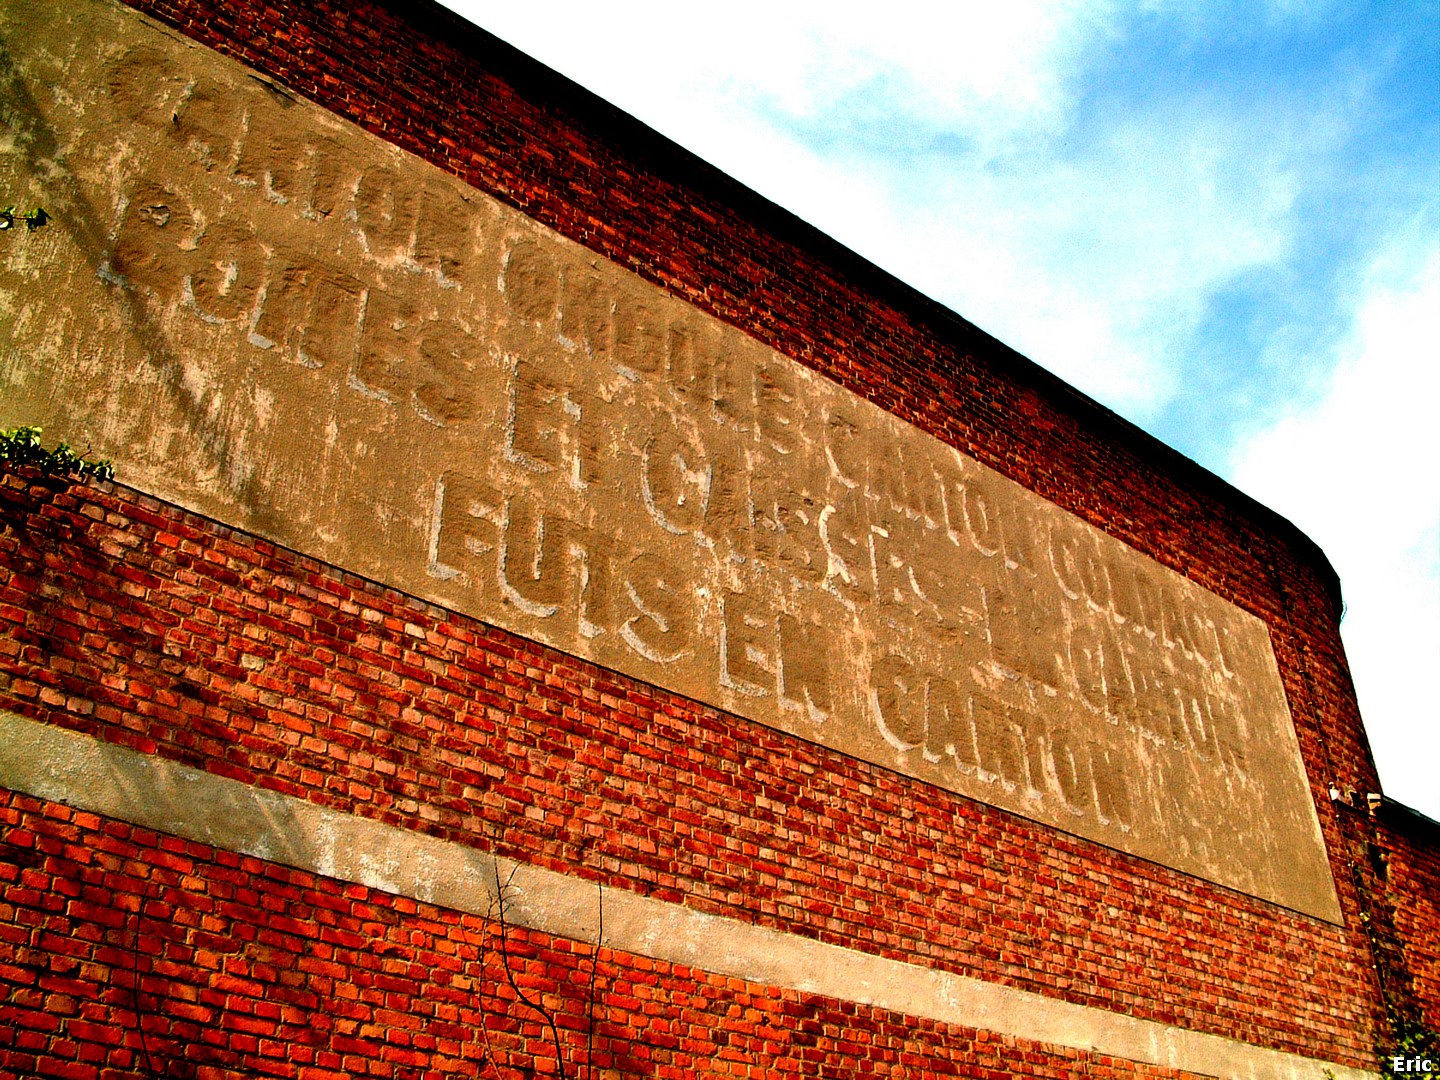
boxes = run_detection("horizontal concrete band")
[0,711,1373,1080]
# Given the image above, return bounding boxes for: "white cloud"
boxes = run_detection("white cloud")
[446,2,1314,423]
[789,102,1302,421]
[1229,228,1440,817]
[450,0,1111,152]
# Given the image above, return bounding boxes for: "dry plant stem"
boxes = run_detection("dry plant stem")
[477,898,509,1080]
[492,861,569,1080]
[585,882,603,1080]
[129,901,159,1079]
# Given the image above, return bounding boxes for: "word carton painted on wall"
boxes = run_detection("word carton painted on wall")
[0,0,1339,920]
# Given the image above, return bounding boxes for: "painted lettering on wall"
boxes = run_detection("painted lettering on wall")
[0,0,1338,921]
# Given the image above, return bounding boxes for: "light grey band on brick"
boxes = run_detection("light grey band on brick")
[0,711,1375,1080]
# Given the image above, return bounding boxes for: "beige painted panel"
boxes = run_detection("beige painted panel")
[0,0,1338,919]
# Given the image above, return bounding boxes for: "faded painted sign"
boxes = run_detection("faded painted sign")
[0,0,1340,920]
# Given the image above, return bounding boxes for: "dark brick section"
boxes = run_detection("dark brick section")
[1376,803,1440,1032]
[0,473,1392,1074]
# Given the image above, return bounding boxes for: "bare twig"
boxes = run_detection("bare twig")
[477,889,509,1080]
[491,861,568,1080]
[585,882,602,1080]
[128,899,159,1079]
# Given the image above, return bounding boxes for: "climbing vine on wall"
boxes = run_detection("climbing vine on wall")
[0,425,113,482]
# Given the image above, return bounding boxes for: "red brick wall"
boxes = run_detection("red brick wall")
[1,0,1428,1071]
[0,468,1387,1074]
[3,787,1251,1080]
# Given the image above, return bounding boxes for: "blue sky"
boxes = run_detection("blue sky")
[440,0,1439,817]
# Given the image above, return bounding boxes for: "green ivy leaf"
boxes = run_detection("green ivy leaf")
[0,425,114,482]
